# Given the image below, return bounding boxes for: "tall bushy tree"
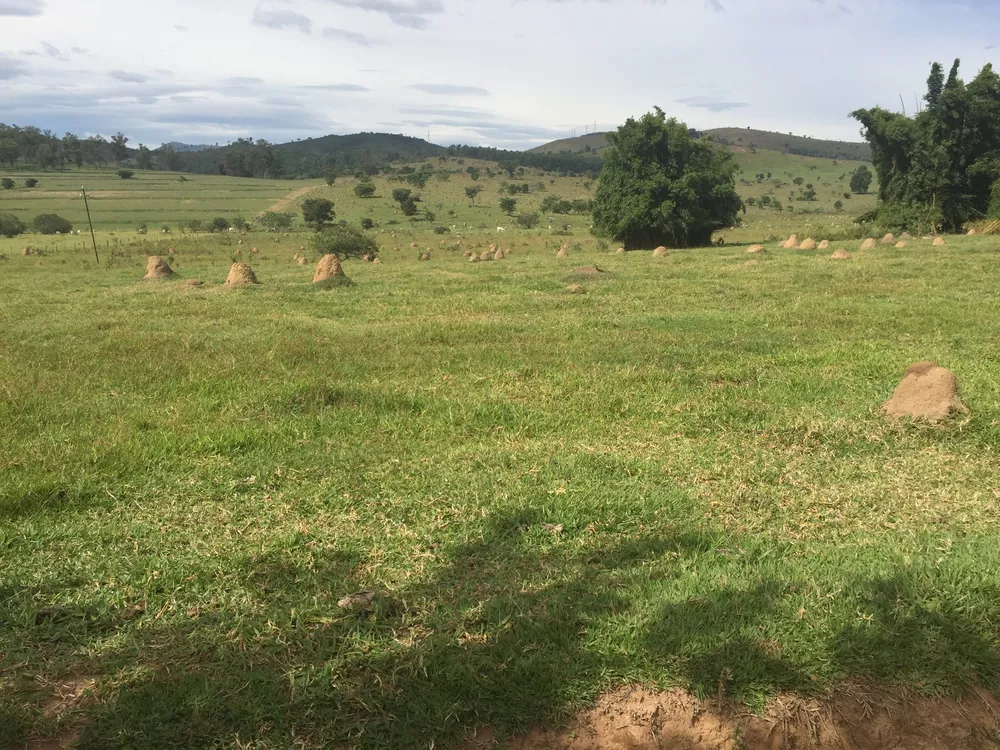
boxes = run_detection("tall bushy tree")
[853,59,1000,230]
[592,108,742,248]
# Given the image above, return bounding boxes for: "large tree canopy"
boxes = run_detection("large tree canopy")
[853,59,1000,232]
[592,108,742,249]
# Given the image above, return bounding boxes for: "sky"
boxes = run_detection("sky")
[2,0,1000,150]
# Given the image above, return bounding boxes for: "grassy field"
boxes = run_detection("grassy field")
[1,147,876,243]
[3,194,1000,748]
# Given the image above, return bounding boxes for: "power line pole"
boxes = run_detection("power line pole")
[82,186,99,265]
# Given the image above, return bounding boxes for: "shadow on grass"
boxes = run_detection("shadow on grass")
[5,510,1000,749]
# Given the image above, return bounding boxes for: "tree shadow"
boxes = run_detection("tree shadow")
[4,509,1000,749]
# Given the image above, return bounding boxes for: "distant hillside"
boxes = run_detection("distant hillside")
[532,127,871,162]
[164,142,215,153]
[705,128,870,162]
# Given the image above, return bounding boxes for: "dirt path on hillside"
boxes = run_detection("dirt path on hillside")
[266,185,318,214]
[465,683,1000,749]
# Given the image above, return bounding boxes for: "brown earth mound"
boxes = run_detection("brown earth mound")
[798,238,817,250]
[895,240,908,248]
[494,249,504,261]
[463,250,472,257]
[224,263,259,287]
[782,234,798,249]
[373,257,382,265]
[143,256,175,280]
[313,254,344,283]
[479,251,492,262]
[968,228,977,236]
[861,238,877,249]
[616,247,625,254]
[746,244,765,254]
[419,252,431,261]
[556,247,568,259]
[652,246,669,257]
[934,237,946,246]
[831,248,851,259]
[881,232,895,244]
[818,239,831,250]
[469,253,480,263]
[481,683,1000,750]
[573,266,605,277]
[565,284,585,294]
[184,279,204,287]
[882,361,968,422]
[297,257,308,265]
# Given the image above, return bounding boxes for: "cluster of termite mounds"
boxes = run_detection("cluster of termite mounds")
[749,231,949,259]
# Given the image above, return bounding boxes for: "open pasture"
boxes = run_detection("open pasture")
[3,218,1000,747]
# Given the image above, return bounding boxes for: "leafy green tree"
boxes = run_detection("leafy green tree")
[515,212,540,229]
[211,217,230,232]
[392,187,412,204]
[0,138,18,167]
[260,211,295,231]
[35,143,56,171]
[354,180,376,198]
[117,169,134,179]
[311,224,378,259]
[360,218,374,230]
[466,166,480,181]
[853,59,1000,230]
[464,186,481,206]
[25,178,37,188]
[159,145,183,171]
[834,200,844,211]
[793,177,805,186]
[400,197,418,216]
[1,178,14,189]
[62,133,82,168]
[594,108,741,248]
[302,198,335,229]
[232,215,249,231]
[110,132,129,165]
[850,165,873,194]
[499,197,517,215]
[136,144,153,170]
[325,172,336,186]
[32,213,73,234]
[0,213,25,237]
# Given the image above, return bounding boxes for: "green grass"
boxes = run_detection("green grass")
[2,170,999,749]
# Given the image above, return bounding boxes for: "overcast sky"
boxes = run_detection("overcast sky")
[2,0,999,149]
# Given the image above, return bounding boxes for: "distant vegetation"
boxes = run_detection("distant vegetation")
[853,59,1000,232]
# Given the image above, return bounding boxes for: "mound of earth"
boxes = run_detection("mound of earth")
[573,266,606,277]
[313,254,345,283]
[616,247,625,255]
[494,249,504,261]
[224,263,259,287]
[479,251,492,262]
[831,248,851,259]
[881,232,895,244]
[746,244,765,254]
[861,238,877,249]
[556,245,569,259]
[184,279,204,287]
[882,361,968,422]
[565,284,586,294]
[818,239,831,250]
[782,234,798,249]
[473,683,1000,750]
[469,254,480,263]
[798,238,817,250]
[143,256,175,280]
[896,240,908,248]
[652,246,669,257]
[934,237,946,246]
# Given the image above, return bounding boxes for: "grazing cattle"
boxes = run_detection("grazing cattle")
[496,227,506,233]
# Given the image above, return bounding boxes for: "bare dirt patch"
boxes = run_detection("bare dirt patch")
[266,185,318,214]
[469,683,1000,750]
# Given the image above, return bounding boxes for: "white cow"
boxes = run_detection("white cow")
[496,227,506,233]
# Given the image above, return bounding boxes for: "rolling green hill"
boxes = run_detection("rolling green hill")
[532,127,871,162]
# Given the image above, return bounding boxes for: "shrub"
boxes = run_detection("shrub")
[138,223,148,234]
[354,180,376,198]
[231,215,249,231]
[185,219,205,233]
[0,213,25,237]
[434,225,449,234]
[117,169,134,180]
[311,225,378,259]
[361,218,375,230]
[24,178,38,188]
[32,213,73,234]
[392,187,412,204]
[834,200,844,211]
[1,178,13,190]
[211,217,230,233]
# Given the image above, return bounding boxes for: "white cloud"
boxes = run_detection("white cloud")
[3,0,1000,148]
